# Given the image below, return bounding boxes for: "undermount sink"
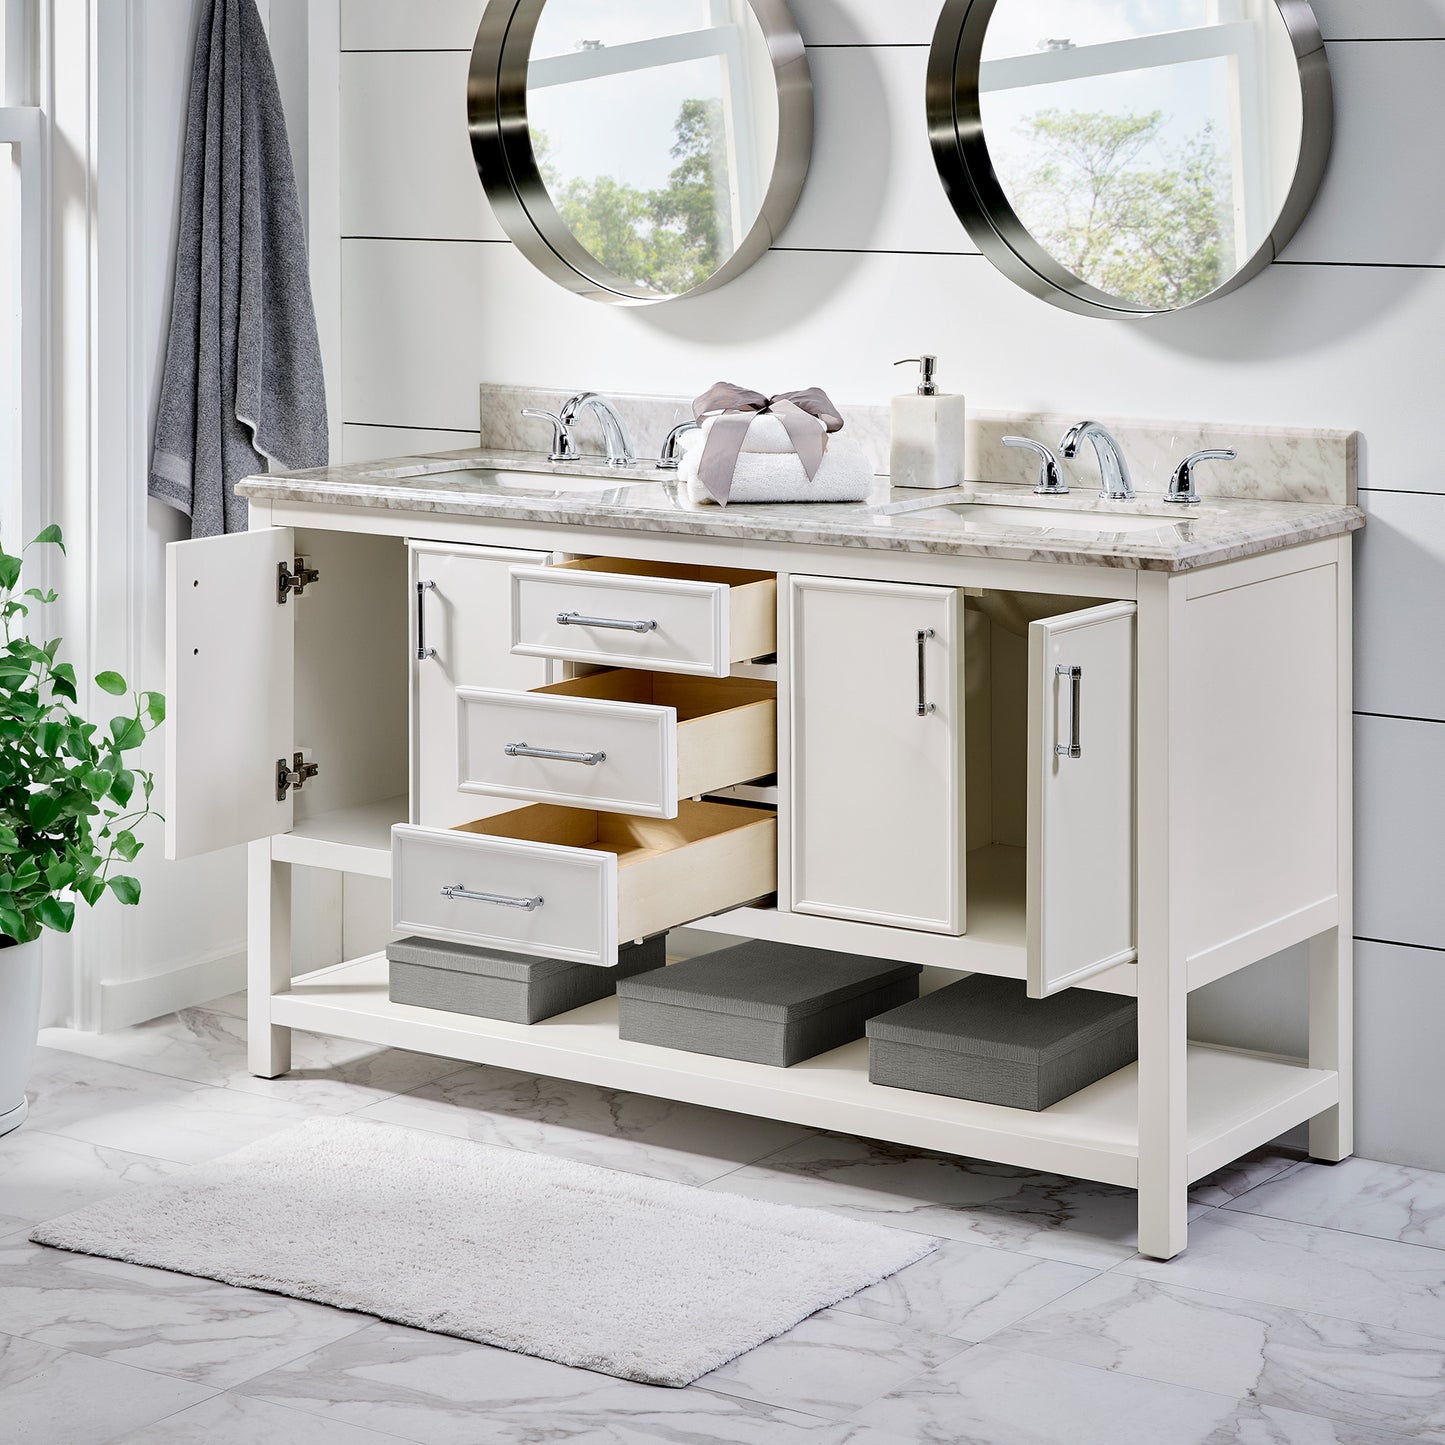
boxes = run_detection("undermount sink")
[486,470,646,494]
[892,502,1184,536]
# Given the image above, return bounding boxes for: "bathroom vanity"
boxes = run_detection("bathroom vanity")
[164,447,1362,1261]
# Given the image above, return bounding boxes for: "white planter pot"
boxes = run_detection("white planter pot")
[0,938,43,1137]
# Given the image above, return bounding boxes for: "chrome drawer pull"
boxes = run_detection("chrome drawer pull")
[440,884,544,911]
[556,610,658,634]
[1056,664,1083,759]
[504,741,606,767]
[415,580,436,661]
[917,628,936,717]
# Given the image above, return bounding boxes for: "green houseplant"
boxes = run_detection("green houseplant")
[0,526,164,1134]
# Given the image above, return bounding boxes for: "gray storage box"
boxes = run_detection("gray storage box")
[867,975,1137,1111]
[616,940,922,1067]
[387,934,665,1025]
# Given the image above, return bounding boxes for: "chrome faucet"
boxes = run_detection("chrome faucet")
[1166,448,1237,505]
[1059,421,1134,501]
[560,392,636,468]
[657,420,702,471]
[519,392,637,468]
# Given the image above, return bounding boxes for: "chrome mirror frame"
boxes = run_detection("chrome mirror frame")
[468,0,813,306]
[926,0,1334,319]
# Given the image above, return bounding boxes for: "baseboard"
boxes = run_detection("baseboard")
[97,947,247,1032]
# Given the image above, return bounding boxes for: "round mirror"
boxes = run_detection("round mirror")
[469,0,812,305]
[928,0,1332,317]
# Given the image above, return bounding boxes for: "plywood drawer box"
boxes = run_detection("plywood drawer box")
[455,670,776,819]
[510,558,776,676]
[392,801,777,968]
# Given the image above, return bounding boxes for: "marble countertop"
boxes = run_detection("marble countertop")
[238,448,1365,573]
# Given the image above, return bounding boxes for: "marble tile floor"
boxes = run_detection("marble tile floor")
[1,995,1442,1444]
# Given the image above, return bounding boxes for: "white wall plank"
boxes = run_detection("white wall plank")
[339,0,945,52]
[341,0,481,51]
[1314,2,1445,39]
[1354,490,1445,722]
[1355,940,1445,1171]
[339,46,975,255]
[341,238,1442,495]
[1355,714,1445,951]
[342,423,480,461]
[340,51,503,240]
[1283,41,1445,265]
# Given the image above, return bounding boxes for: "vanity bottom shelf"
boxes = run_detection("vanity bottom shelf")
[269,953,1338,1190]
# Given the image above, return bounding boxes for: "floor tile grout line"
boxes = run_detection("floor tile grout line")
[194,1390,421,1445]
[1214,1197,1445,1254]
[103,1387,227,1445]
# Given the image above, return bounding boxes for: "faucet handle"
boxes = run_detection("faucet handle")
[520,408,578,463]
[657,420,702,471]
[1166,448,1237,505]
[1003,436,1068,496]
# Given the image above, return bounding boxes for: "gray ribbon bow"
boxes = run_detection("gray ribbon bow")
[692,383,845,505]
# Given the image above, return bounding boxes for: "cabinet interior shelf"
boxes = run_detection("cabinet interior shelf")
[271,952,1337,1190]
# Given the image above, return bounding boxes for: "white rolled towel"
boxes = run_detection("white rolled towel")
[679,436,876,506]
[682,413,825,456]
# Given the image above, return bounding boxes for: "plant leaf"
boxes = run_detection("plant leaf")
[76,875,105,906]
[143,691,166,725]
[95,671,127,696]
[31,524,64,552]
[113,830,142,862]
[0,825,17,853]
[0,553,19,591]
[109,769,135,807]
[107,875,141,906]
[0,906,25,941]
[27,791,63,830]
[35,896,75,933]
[109,716,145,751]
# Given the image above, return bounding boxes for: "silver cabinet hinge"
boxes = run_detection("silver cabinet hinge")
[277,557,319,603]
[276,752,320,801]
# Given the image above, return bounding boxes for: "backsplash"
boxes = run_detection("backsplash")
[480,384,1357,507]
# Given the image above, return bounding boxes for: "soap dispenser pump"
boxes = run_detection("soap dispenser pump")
[892,355,966,490]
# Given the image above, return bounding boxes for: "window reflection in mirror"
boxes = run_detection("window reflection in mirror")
[526,0,779,297]
[979,0,1304,309]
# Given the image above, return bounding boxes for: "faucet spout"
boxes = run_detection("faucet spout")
[560,392,637,469]
[1059,421,1134,501]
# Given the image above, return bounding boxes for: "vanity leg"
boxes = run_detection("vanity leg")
[247,838,292,1078]
[1135,572,1189,1262]
[1308,925,1353,1162]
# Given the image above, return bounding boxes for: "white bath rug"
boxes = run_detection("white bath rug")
[30,1116,936,1386]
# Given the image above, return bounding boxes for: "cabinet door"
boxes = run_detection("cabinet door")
[1027,601,1137,997]
[165,528,295,861]
[410,541,550,828]
[790,576,964,934]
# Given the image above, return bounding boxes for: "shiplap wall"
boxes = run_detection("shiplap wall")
[333,0,1445,1170]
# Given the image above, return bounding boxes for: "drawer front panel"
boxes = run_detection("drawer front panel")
[392,824,616,967]
[456,686,678,818]
[511,566,731,675]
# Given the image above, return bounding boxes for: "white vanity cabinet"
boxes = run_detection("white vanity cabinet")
[173,477,1358,1265]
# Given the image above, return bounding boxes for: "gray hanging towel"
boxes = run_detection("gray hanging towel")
[149,0,328,538]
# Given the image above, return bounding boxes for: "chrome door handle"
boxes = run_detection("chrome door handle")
[917,629,936,717]
[1056,665,1082,758]
[416,580,436,660]
[504,742,606,766]
[556,611,658,634]
[440,884,544,911]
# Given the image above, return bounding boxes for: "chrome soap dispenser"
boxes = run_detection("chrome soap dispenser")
[891,356,966,490]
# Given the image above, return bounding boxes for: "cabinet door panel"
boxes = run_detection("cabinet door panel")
[790,576,964,934]
[411,542,550,828]
[165,529,295,860]
[1027,601,1137,997]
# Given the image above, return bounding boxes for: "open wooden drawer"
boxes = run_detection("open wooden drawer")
[392,801,777,968]
[455,670,776,819]
[510,558,776,677]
